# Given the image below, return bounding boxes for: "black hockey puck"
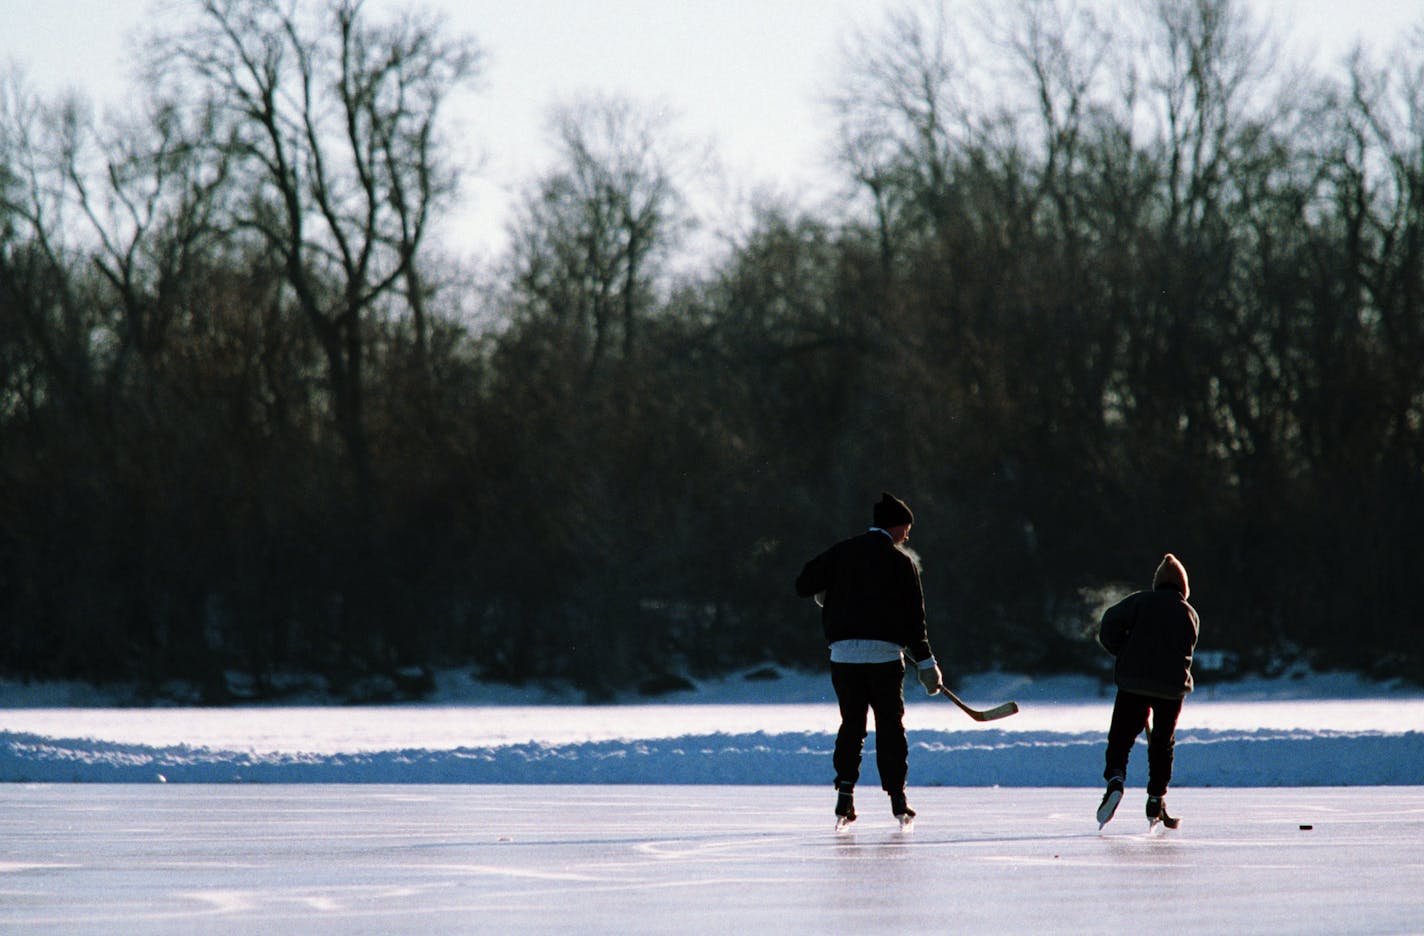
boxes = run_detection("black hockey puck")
[1298,824,1313,830]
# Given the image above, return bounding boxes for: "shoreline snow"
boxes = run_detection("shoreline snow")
[3,726,1421,787]
[3,667,1422,786]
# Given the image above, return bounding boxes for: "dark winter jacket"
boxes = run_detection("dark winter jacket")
[795,530,932,664]
[1098,586,1200,699]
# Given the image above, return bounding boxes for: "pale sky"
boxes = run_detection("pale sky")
[3,0,1422,259]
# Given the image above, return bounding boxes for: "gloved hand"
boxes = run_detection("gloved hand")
[917,663,942,696]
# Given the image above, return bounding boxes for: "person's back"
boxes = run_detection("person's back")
[1099,587,1198,700]
[795,492,941,829]
[796,530,926,655]
[1095,553,1199,831]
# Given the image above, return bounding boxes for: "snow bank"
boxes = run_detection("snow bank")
[2,667,1421,786]
[3,726,1422,787]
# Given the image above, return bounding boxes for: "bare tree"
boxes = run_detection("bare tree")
[1139,0,1281,235]
[57,98,237,391]
[829,0,984,264]
[990,0,1120,231]
[506,93,689,376]
[150,0,481,506]
[0,74,103,420]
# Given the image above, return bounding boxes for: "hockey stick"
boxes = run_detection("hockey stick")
[937,686,1019,721]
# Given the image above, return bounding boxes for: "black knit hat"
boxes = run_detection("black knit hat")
[872,492,914,528]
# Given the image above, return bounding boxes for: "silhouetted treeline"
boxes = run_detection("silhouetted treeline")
[3,0,1423,701]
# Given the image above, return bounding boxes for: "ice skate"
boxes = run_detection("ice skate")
[890,791,916,831]
[1146,795,1180,830]
[834,782,856,832]
[1096,775,1124,829]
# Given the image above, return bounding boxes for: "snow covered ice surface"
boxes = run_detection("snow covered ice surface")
[3,784,1423,935]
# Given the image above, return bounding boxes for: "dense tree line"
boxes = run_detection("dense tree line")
[2,0,1423,702]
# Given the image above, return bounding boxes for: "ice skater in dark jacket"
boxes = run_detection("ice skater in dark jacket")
[795,492,943,828]
[1095,553,1199,830]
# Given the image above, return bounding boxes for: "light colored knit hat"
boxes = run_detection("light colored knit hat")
[1153,553,1190,599]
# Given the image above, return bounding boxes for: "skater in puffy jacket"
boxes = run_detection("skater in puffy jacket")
[1094,553,1199,830]
[795,492,942,828]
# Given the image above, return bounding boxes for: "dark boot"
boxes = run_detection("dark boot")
[1097,775,1125,828]
[1146,795,1179,828]
[835,782,856,822]
[890,790,915,819]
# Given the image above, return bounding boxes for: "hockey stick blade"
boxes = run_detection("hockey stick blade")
[940,688,1019,721]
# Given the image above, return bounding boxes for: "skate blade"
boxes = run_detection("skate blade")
[897,815,915,832]
[834,816,855,833]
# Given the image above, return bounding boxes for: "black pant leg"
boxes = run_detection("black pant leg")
[831,663,870,787]
[1146,697,1184,797]
[867,659,909,793]
[1104,690,1151,782]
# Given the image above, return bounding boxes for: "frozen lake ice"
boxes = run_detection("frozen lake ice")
[2,784,1421,935]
